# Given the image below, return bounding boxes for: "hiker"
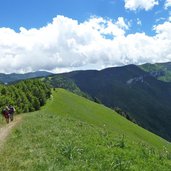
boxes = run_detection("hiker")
[8,105,15,121]
[2,108,10,124]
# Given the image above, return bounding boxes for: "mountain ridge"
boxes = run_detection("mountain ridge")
[1,62,171,141]
[0,71,53,84]
[49,64,171,142]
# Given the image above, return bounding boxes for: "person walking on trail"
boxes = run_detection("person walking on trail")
[2,108,10,124]
[8,105,15,121]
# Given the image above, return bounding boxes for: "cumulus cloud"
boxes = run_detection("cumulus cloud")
[124,0,159,11]
[0,15,171,73]
[165,0,171,9]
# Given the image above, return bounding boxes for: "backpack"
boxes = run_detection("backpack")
[2,109,9,118]
[9,107,15,114]
[2,109,5,115]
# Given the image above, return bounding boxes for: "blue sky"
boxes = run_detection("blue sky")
[0,0,170,73]
[0,0,169,34]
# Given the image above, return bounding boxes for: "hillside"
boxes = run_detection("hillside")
[0,89,170,170]
[44,76,92,100]
[52,65,171,142]
[140,62,171,82]
[0,71,53,84]
[47,89,171,149]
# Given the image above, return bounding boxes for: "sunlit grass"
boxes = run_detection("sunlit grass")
[0,89,170,170]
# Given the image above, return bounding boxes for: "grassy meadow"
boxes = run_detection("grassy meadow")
[0,89,171,170]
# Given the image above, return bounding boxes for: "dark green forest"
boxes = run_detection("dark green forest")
[44,76,92,100]
[0,79,51,114]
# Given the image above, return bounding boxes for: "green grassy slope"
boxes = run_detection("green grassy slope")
[140,62,171,82]
[55,65,171,141]
[47,89,171,150]
[0,89,170,170]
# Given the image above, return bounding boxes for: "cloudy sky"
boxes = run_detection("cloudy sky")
[0,0,171,73]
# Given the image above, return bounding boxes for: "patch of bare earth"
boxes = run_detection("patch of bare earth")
[0,116,22,148]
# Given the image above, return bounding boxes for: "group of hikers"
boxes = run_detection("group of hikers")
[1,105,15,124]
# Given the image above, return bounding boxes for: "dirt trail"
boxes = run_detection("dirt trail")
[0,116,22,148]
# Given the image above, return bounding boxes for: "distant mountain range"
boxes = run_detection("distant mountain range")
[47,62,171,142]
[1,62,171,142]
[0,71,53,84]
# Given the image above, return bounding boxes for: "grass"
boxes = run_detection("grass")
[0,115,7,127]
[47,89,171,151]
[0,88,170,170]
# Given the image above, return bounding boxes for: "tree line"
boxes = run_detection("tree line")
[45,76,92,100]
[0,79,51,114]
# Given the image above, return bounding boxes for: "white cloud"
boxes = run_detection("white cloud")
[155,17,166,23]
[137,18,142,25]
[116,17,130,30]
[165,0,171,9]
[124,0,159,11]
[0,15,170,73]
[169,16,171,21]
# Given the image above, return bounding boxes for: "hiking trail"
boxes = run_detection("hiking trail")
[0,115,22,148]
